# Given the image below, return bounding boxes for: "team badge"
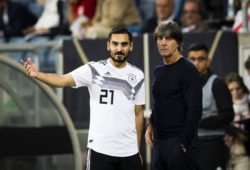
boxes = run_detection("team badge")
[128,73,137,84]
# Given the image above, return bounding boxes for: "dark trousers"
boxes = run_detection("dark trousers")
[85,149,141,170]
[152,136,198,170]
[196,135,227,170]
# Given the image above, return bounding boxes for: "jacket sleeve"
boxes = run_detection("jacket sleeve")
[180,68,202,148]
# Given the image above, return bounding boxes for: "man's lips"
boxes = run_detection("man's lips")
[115,52,124,55]
[159,48,168,52]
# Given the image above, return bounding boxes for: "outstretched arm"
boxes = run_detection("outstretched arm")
[21,58,75,88]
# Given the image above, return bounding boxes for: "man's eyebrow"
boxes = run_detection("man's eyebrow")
[111,41,129,45]
[121,42,129,45]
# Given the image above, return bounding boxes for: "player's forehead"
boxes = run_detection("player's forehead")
[110,34,130,43]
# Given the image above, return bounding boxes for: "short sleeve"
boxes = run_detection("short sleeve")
[69,64,92,88]
[135,78,145,105]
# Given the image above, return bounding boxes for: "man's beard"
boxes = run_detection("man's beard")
[110,51,129,63]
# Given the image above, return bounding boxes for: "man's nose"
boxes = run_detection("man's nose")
[192,60,199,66]
[117,44,123,51]
[159,39,168,45]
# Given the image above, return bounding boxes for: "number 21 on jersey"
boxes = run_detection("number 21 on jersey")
[99,89,114,104]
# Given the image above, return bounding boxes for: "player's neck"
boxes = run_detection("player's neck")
[109,58,127,68]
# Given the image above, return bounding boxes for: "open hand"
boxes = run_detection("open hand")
[21,58,38,78]
[145,123,154,148]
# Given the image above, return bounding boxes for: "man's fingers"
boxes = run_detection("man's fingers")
[27,58,32,64]
[145,137,153,148]
[147,141,153,148]
[139,153,143,166]
[21,58,35,78]
[22,60,33,70]
[149,140,153,148]
[26,64,31,71]
[20,59,29,68]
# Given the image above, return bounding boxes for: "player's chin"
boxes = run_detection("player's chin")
[159,51,169,57]
[115,54,125,58]
[112,56,127,62]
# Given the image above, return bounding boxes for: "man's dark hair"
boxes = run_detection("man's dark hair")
[108,27,133,42]
[187,43,209,53]
[154,22,183,52]
[245,56,250,70]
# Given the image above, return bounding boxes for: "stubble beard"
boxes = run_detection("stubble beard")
[109,51,129,63]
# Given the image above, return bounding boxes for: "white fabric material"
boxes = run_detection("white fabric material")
[243,75,250,101]
[232,9,250,32]
[181,25,196,33]
[233,94,249,117]
[35,0,59,29]
[69,59,145,157]
[243,75,250,91]
[158,14,175,25]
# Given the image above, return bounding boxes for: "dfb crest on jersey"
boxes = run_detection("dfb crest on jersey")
[127,73,137,85]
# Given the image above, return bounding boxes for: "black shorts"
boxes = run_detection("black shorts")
[85,149,142,170]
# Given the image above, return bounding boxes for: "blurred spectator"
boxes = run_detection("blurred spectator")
[24,0,70,37]
[232,0,250,32]
[67,0,96,37]
[202,0,227,22]
[83,0,141,38]
[187,43,234,170]
[24,0,59,36]
[67,0,96,25]
[174,0,185,19]
[27,0,45,18]
[224,125,250,170]
[0,0,37,38]
[33,0,59,30]
[232,0,242,16]
[226,0,240,21]
[225,73,250,128]
[141,0,178,33]
[200,0,228,30]
[180,0,208,33]
[135,0,155,23]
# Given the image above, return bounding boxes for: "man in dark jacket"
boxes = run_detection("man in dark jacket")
[145,22,202,170]
[141,0,178,33]
[0,0,37,38]
[187,43,234,170]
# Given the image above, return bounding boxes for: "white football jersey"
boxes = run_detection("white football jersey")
[69,58,145,157]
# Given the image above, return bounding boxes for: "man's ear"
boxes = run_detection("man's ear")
[130,42,133,51]
[107,41,110,51]
[207,58,211,66]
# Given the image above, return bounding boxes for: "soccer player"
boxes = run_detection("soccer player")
[22,27,145,170]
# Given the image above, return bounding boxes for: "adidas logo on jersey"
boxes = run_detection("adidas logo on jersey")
[104,72,112,76]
